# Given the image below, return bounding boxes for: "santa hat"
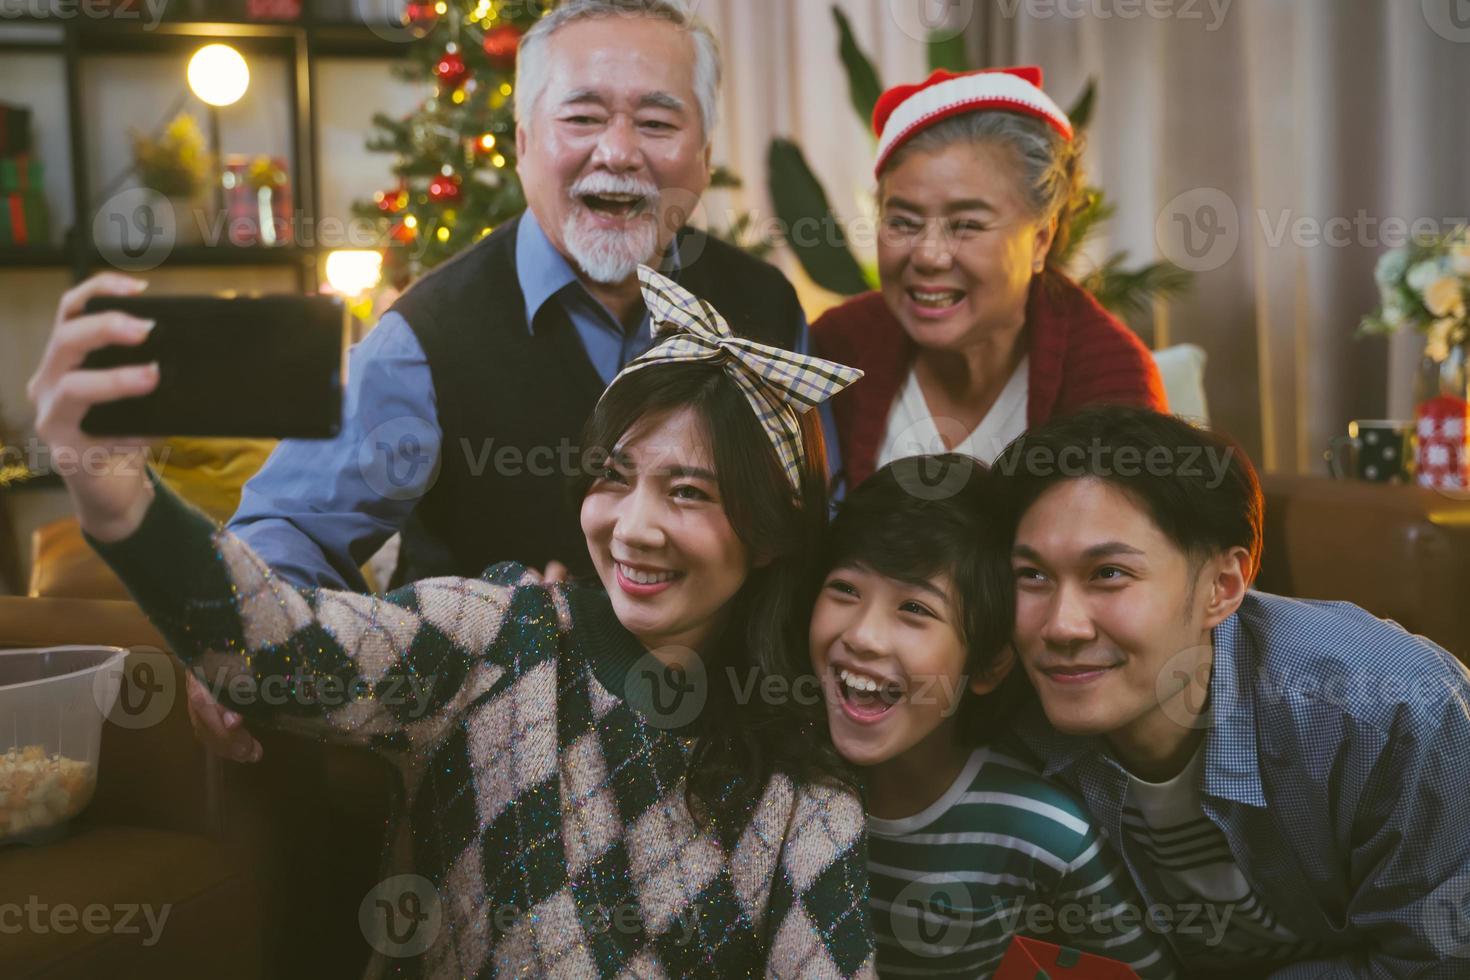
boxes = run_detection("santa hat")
[872,66,1073,178]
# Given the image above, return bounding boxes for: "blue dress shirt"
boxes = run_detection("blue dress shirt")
[1005,591,1470,978]
[228,211,829,590]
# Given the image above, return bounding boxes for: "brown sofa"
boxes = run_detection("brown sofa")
[0,597,396,979]
[2,473,1468,978]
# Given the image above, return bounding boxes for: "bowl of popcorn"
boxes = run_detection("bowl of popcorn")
[0,646,127,845]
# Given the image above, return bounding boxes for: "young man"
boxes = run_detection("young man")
[809,456,1177,978]
[993,405,1470,978]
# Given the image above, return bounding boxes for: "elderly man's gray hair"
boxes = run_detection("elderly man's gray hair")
[514,0,722,144]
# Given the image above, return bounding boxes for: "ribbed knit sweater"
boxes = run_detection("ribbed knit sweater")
[89,477,877,978]
[810,271,1169,488]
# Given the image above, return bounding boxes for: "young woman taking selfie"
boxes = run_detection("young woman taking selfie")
[28,268,874,978]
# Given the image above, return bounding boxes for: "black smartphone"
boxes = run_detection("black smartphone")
[79,294,348,439]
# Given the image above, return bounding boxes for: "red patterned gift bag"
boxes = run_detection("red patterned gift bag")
[994,935,1142,980]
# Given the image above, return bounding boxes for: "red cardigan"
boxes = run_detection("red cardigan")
[810,270,1169,488]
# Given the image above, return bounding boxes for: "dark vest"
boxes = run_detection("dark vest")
[390,215,804,583]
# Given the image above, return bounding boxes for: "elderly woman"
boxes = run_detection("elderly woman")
[812,67,1167,487]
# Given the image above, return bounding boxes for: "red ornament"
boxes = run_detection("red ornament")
[375,187,405,214]
[435,50,469,90]
[427,175,463,204]
[402,2,438,38]
[390,219,416,244]
[482,24,523,70]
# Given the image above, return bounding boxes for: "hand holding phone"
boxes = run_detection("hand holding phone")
[28,274,164,543]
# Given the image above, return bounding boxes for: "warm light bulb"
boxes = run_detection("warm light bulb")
[436,226,451,242]
[324,250,383,297]
[479,134,496,150]
[404,215,418,229]
[187,44,250,107]
[491,153,506,168]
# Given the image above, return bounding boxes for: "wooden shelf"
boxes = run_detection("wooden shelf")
[5,12,414,294]
[2,245,325,270]
[0,247,70,268]
[4,17,410,59]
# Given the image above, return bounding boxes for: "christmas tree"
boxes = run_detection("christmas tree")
[352,0,549,288]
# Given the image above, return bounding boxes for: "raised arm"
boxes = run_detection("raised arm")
[27,274,504,748]
[227,310,441,591]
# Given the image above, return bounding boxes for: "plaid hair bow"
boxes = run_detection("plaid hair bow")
[603,266,864,494]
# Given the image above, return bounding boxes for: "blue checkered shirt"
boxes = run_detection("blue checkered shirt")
[1005,590,1470,978]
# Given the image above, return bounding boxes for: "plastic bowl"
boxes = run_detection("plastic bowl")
[0,646,127,845]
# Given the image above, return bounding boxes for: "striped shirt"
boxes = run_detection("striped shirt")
[867,747,1177,978]
[1121,746,1324,966]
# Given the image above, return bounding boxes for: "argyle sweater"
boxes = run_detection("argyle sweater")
[89,477,877,979]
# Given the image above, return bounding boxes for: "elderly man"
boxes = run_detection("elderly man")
[185,0,814,759]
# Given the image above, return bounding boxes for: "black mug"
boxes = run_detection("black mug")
[1325,420,1414,483]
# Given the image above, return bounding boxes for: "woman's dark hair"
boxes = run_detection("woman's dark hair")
[569,360,852,832]
[990,405,1264,581]
[820,455,1029,744]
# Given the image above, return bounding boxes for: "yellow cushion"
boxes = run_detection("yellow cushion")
[154,438,277,523]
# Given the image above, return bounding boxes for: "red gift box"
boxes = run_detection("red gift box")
[1415,395,1469,493]
[994,935,1142,979]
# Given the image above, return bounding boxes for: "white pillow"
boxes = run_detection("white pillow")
[1152,344,1210,424]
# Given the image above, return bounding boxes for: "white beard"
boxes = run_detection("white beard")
[562,209,660,284]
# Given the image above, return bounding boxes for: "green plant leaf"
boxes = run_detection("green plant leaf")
[1079,254,1193,317]
[928,31,970,73]
[710,165,742,190]
[767,138,871,296]
[833,6,884,128]
[1067,79,1097,132]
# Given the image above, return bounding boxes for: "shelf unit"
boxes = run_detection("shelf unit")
[0,10,412,289]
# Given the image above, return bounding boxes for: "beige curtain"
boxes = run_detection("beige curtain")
[694,0,930,315]
[966,0,1470,472]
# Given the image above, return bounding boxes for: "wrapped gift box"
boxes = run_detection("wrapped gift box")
[221,155,293,246]
[1,191,51,246]
[994,936,1142,980]
[0,155,43,194]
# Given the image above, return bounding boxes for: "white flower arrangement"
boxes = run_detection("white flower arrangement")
[1362,226,1470,363]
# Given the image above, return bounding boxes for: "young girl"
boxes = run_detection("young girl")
[32,268,875,978]
[808,456,1177,978]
